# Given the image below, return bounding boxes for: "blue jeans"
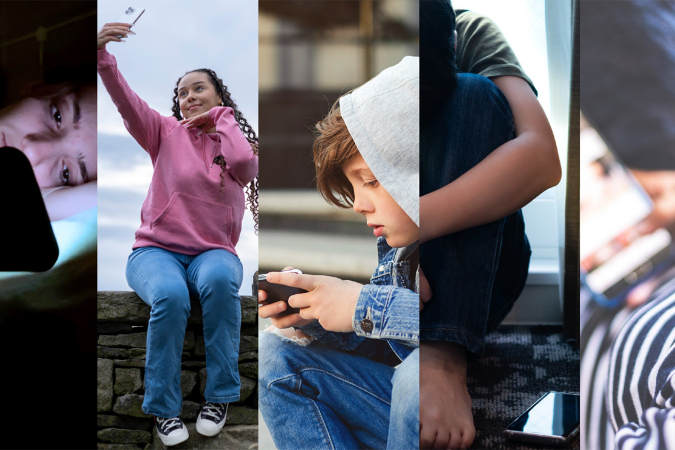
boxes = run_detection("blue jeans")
[259,332,419,450]
[420,73,531,359]
[125,246,243,417]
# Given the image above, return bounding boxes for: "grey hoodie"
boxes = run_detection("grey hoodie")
[339,56,420,226]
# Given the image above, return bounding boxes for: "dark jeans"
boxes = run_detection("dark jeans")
[420,73,531,359]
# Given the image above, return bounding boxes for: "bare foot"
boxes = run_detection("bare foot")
[419,341,475,449]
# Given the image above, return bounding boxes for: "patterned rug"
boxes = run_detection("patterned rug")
[468,325,580,450]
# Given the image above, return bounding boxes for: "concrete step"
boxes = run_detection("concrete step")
[260,189,373,236]
[259,230,378,282]
[261,189,360,221]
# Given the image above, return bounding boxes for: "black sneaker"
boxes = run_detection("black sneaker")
[154,416,189,446]
[196,402,228,436]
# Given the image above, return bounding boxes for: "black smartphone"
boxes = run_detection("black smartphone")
[504,392,580,446]
[1,147,59,271]
[258,269,307,317]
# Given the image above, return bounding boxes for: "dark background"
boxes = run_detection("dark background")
[0,1,96,107]
[0,1,96,448]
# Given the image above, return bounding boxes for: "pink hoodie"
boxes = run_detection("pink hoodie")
[97,48,258,256]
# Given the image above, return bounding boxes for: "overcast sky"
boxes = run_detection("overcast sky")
[97,0,258,294]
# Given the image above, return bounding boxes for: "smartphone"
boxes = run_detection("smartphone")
[116,6,145,35]
[504,392,580,446]
[580,123,674,308]
[258,269,307,318]
[0,147,59,272]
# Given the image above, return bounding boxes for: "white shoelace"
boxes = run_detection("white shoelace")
[201,402,226,421]
[157,416,182,433]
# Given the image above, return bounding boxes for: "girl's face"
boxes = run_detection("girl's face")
[177,72,222,119]
[344,154,419,248]
[0,87,97,188]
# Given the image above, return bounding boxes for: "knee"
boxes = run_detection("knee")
[456,73,514,127]
[391,349,419,426]
[149,283,191,320]
[259,331,313,387]
[196,255,243,296]
[259,332,308,405]
[259,332,292,387]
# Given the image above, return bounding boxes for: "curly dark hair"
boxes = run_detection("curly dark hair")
[171,68,258,234]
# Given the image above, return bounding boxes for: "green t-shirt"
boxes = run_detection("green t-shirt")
[455,9,537,96]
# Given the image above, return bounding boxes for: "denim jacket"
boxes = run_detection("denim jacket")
[300,237,419,366]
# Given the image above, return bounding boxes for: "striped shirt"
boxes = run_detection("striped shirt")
[582,269,675,450]
[608,289,675,449]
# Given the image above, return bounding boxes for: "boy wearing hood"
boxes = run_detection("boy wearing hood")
[258,56,420,450]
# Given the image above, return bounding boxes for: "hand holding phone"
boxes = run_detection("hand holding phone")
[580,124,674,307]
[116,6,145,32]
[97,6,145,49]
[258,269,307,318]
[97,23,135,50]
[632,169,675,235]
[1,148,58,272]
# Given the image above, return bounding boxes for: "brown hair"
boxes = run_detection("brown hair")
[313,100,360,209]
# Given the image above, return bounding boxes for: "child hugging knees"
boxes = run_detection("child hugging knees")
[418,1,561,449]
[258,57,420,450]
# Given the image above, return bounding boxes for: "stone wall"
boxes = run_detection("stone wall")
[97,289,258,450]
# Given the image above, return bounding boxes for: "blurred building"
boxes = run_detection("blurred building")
[259,0,418,282]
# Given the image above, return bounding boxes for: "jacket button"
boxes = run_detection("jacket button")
[360,319,373,333]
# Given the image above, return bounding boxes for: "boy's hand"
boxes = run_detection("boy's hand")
[266,271,364,333]
[258,266,315,329]
[258,289,315,329]
[419,267,432,310]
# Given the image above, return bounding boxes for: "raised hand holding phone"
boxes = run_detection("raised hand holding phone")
[97,23,135,50]
[116,6,145,30]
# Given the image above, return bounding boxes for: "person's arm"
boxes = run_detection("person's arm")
[209,106,258,186]
[97,46,176,162]
[350,284,419,343]
[260,271,418,344]
[295,284,419,346]
[420,75,561,242]
[258,282,394,357]
[42,181,97,222]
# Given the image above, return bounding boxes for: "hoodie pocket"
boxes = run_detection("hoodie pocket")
[152,192,233,247]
